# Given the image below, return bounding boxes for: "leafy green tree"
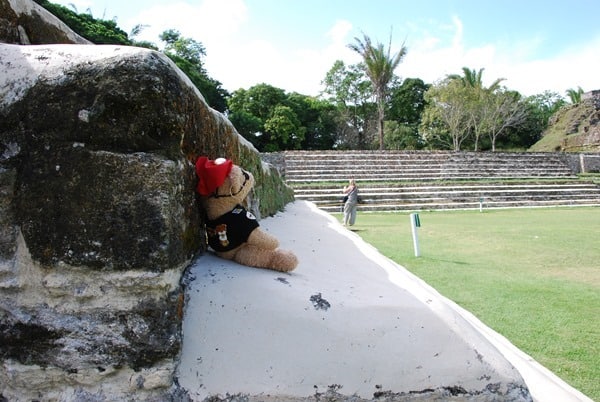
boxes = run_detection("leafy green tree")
[160,29,205,66]
[348,32,407,150]
[321,61,371,107]
[483,90,528,151]
[525,91,566,130]
[421,66,530,152]
[446,67,506,150]
[228,84,287,150]
[385,77,429,149]
[321,60,375,148]
[502,91,567,149]
[264,105,305,151]
[422,68,534,152]
[286,93,337,149]
[228,84,332,151]
[420,78,474,150]
[384,120,423,150]
[227,110,264,149]
[387,77,429,125]
[228,87,274,150]
[158,30,229,112]
[229,84,287,121]
[36,0,130,44]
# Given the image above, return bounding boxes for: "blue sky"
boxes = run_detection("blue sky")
[52,0,600,98]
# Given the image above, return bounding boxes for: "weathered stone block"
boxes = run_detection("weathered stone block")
[0,41,291,402]
[0,2,293,400]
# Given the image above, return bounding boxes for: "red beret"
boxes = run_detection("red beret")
[195,156,233,196]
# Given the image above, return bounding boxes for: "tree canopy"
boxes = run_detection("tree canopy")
[228,84,336,151]
[321,60,375,149]
[35,0,130,44]
[158,30,229,112]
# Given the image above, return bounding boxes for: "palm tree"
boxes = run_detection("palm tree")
[448,67,505,92]
[446,67,506,151]
[566,86,584,104]
[349,32,407,150]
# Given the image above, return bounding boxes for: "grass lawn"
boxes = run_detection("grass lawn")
[335,207,599,401]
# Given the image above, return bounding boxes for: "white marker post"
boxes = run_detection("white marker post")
[410,213,421,257]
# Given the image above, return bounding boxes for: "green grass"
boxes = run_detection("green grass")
[335,207,599,401]
[580,173,600,185]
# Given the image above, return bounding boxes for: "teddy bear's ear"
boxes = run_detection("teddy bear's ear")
[195,156,233,196]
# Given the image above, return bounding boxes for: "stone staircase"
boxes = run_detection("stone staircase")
[276,150,600,212]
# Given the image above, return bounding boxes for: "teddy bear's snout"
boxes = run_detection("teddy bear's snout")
[240,169,254,189]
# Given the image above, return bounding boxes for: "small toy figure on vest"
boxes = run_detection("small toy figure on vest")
[195,156,298,272]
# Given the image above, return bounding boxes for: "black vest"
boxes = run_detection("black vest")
[206,205,259,252]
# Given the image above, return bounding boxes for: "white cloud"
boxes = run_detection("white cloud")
[450,15,463,49]
[205,18,359,96]
[399,17,600,97]
[475,34,600,96]
[327,19,353,45]
[124,9,359,96]
[48,1,600,97]
[125,0,247,46]
[204,10,600,98]
[122,0,255,91]
[52,0,93,14]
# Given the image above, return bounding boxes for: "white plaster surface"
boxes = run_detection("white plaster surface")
[0,44,146,108]
[177,201,592,401]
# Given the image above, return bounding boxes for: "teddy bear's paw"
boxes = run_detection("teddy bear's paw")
[269,249,298,272]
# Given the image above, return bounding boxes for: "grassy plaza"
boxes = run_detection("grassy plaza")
[336,207,599,401]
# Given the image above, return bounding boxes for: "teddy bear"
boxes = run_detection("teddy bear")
[195,156,298,272]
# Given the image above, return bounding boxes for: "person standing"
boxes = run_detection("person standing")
[342,178,359,227]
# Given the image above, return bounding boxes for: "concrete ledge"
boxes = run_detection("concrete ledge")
[176,201,591,402]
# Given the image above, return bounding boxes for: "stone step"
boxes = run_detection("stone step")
[284,150,572,165]
[276,151,598,211]
[286,164,572,171]
[283,151,570,165]
[294,181,593,190]
[286,173,575,183]
[283,150,564,157]
[302,191,600,203]
[285,157,575,180]
[285,156,570,164]
[287,169,574,176]
[294,182,599,193]
[298,193,600,205]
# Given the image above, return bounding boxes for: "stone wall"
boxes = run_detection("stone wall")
[260,152,286,177]
[0,2,293,400]
[581,153,600,172]
[560,91,600,152]
[582,90,600,110]
[565,153,600,173]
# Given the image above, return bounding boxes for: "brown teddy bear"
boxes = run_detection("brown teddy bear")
[195,156,298,272]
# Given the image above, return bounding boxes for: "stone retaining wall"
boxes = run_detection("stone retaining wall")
[283,150,600,211]
[565,153,600,173]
